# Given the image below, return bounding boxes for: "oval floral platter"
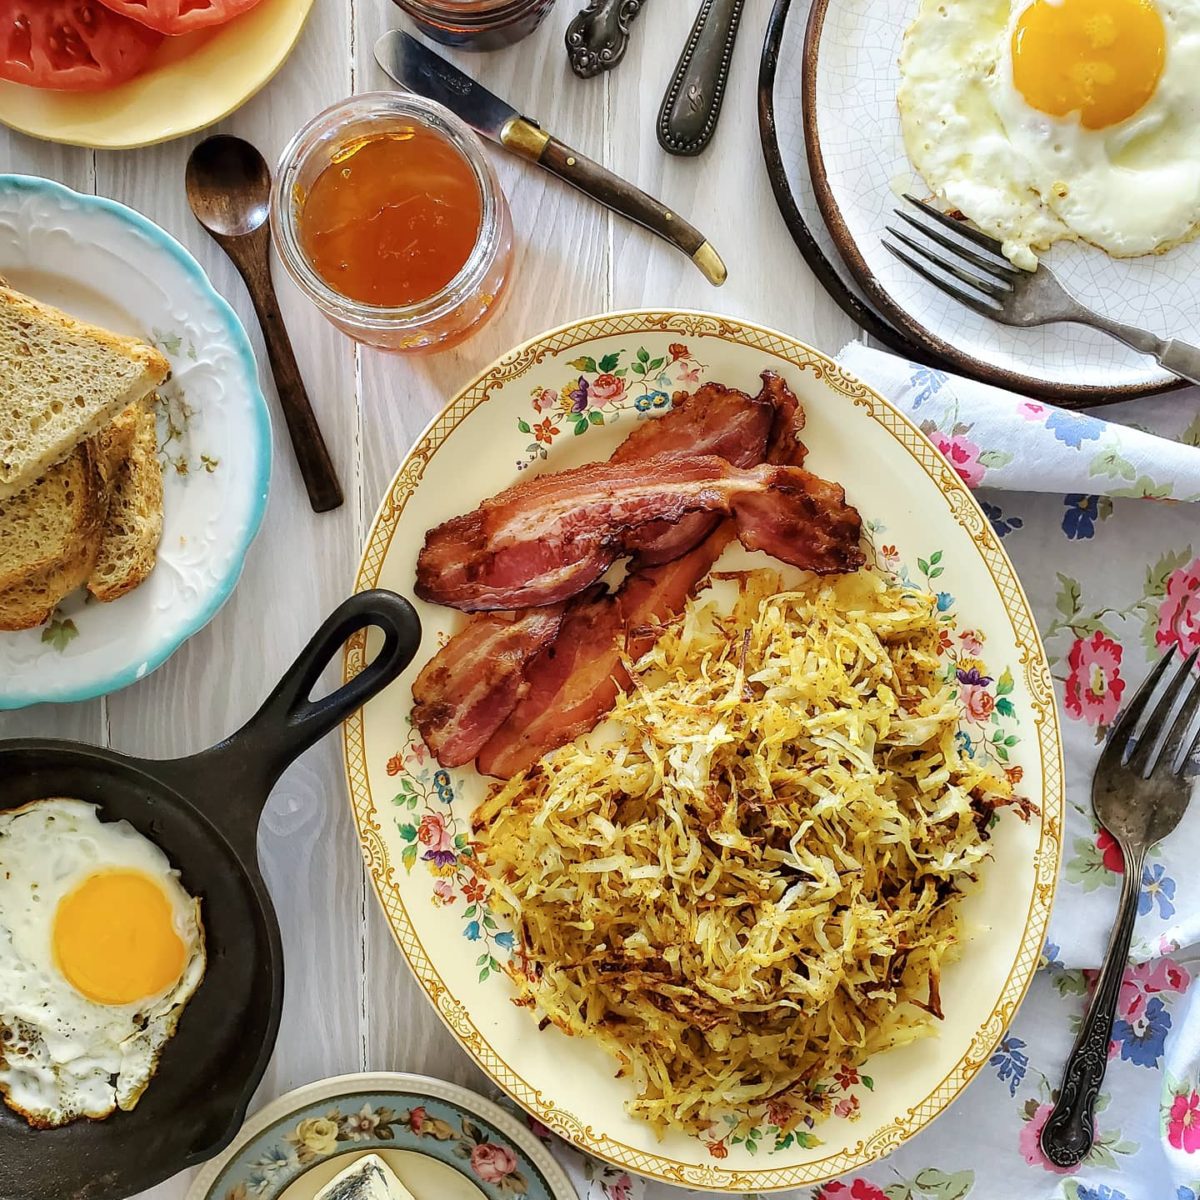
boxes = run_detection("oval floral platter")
[186,1073,578,1200]
[342,311,1064,1191]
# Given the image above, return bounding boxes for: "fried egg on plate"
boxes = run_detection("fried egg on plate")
[0,798,206,1127]
[898,0,1200,269]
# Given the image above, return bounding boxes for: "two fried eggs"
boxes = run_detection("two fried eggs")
[0,798,206,1127]
[898,0,1200,269]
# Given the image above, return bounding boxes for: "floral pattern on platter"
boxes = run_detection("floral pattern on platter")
[213,1094,545,1199]
[392,525,1028,1157]
[387,726,515,980]
[516,343,706,465]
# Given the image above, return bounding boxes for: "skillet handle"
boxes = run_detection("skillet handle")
[172,589,421,851]
[230,589,422,783]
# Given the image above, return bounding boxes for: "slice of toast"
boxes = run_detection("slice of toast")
[0,443,107,592]
[0,286,169,500]
[0,406,141,592]
[88,405,163,603]
[0,542,95,631]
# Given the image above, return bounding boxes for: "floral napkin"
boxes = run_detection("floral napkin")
[534,350,1200,1200]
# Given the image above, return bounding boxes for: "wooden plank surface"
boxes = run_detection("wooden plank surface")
[0,1,856,1195]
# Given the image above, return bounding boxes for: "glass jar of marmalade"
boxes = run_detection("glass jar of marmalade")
[272,93,514,354]
[393,0,557,50]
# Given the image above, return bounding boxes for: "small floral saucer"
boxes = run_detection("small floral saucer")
[186,1073,578,1200]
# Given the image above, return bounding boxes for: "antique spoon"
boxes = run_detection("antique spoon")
[657,0,746,156]
[186,135,343,513]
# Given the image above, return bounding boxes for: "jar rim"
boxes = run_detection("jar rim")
[271,92,502,332]
[397,0,550,22]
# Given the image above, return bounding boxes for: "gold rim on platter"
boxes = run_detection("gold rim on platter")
[342,309,1064,1191]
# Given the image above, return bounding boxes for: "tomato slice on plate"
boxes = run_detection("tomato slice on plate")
[0,1,163,91]
[95,0,264,36]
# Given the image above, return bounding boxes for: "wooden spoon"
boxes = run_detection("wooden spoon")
[186,135,343,513]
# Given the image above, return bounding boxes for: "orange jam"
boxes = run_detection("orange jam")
[297,127,484,308]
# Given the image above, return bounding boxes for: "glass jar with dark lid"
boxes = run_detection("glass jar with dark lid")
[392,0,557,51]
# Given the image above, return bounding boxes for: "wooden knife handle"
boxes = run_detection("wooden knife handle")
[657,0,746,156]
[532,131,726,285]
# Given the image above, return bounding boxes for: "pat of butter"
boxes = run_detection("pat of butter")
[314,1154,418,1200]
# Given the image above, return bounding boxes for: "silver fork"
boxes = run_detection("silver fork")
[1040,647,1200,1167]
[884,196,1200,386]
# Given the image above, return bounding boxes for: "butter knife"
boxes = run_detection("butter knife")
[374,30,726,286]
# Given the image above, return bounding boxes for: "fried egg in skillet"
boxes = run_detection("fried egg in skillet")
[0,798,206,1127]
[898,0,1200,269]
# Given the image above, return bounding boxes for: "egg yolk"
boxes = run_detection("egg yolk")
[54,870,187,1006]
[1012,0,1166,129]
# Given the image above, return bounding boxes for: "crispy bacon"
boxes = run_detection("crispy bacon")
[616,380,775,565]
[411,606,565,767]
[477,527,735,779]
[760,370,808,467]
[415,453,863,612]
[612,379,775,466]
[735,469,864,572]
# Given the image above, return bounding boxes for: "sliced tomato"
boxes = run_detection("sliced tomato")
[0,1,163,91]
[95,0,264,36]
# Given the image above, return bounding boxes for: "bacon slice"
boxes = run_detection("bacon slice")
[411,606,565,767]
[617,381,773,565]
[415,453,863,612]
[760,370,808,467]
[477,528,735,779]
[612,379,775,466]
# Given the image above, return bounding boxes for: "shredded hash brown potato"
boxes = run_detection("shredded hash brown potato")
[472,569,1017,1137]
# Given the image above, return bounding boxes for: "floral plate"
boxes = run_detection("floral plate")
[0,175,271,708]
[186,1073,578,1200]
[342,311,1064,1191]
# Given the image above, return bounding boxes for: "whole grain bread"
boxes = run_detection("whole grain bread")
[89,404,164,603]
[0,405,141,593]
[0,541,95,631]
[0,287,169,500]
[0,443,108,592]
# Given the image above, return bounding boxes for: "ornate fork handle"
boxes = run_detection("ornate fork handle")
[1076,315,1200,386]
[1040,841,1147,1167]
[1037,278,1200,385]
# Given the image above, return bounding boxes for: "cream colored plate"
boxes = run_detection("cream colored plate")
[0,0,313,150]
[343,310,1064,1191]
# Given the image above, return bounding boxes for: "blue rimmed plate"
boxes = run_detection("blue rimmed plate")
[0,175,271,709]
[186,1073,579,1200]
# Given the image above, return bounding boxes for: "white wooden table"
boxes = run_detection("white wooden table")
[0,2,856,1194]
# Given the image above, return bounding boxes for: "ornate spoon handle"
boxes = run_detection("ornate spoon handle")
[565,0,648,78]
[657,0,746,156]
[1040,841,1146,1167]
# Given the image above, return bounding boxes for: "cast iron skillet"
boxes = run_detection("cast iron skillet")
[0,590,422,1200]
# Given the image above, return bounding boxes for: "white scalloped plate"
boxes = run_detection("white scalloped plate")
[803,0,1198,403]
[0,175,271,709]
[342,311,1064,1191]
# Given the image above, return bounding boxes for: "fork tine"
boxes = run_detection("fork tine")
[902,193,1008,255]
[1106,647,1176,754]
[1160,667,1200,778]
[894,210,1018,283]
[883,242,1001,318]
[1127,648,1200,777]
[885,226,1010,299]
[1182,714,1200,777]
